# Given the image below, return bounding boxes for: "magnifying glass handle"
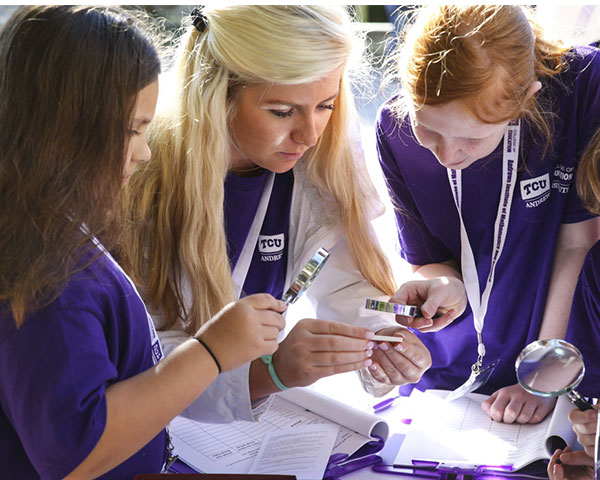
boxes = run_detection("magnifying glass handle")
[566,389,594,411]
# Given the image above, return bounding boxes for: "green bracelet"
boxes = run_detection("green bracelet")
[261,354,289,391]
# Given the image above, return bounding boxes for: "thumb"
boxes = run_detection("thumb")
[244,293,287,313]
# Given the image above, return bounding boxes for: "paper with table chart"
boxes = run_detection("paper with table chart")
[169,387,389,474]
[394,389,578,470]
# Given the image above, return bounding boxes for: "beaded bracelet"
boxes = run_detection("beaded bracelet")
[261,354,289,391]
[194,337,222,374]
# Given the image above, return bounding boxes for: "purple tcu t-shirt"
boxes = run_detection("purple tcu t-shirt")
[377,46,600,396]
[224,169,293,299]
[566,239,600,398]
[0,245,167,479]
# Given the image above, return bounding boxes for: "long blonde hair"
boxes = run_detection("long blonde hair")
[123,5,396,333]
[387,5,568,148]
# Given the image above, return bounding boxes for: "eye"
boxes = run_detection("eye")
[128,129,142,136]
[270,110,294,118]
[319,103,335,111]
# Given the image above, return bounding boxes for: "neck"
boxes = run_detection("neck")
[229,164,266,177]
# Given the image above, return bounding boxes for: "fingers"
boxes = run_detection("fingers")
[244,293,287,313]
[560,449,595,467]
[301,318,373,339]
[569,407,598,428]
[258,310,286,331]
[482,386,554,423]
[413,310,456,332]
[480,387,501,422]
[368,331,432,385]
[548,449,565,480]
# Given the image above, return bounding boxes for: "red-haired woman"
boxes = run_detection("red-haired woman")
[376,5,600,424]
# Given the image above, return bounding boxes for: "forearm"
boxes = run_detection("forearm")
[539,218,600,340]
[65,338,218,479]
[412,259,462,280]
[539,246,593,339]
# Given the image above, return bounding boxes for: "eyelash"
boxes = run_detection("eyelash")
[270,104,335,119]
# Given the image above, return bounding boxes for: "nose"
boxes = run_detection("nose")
[133,136,152,165]
[292,114,319,147]
[433,137,461,167]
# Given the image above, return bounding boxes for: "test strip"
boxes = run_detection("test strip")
[365,299,419,317]
[371,334,404,343]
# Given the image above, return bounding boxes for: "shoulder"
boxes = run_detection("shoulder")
[376,96,407,137]
[554,45,600,90]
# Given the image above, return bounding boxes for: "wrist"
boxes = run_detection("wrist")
[262,352,290,391]
[193,336,222,374]
[249,358,275,401]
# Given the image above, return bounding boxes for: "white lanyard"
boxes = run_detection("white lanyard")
[447,119,520,373]
[231,171,275,299]
[89,233,164,365]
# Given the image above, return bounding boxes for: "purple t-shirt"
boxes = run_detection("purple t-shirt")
[0,245,167,479]
[377,46,600,395]
[224,169,293,299]
[566,240,600,398]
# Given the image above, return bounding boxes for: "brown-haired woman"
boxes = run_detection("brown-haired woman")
[376,5,600,424]
[0,6,285,478]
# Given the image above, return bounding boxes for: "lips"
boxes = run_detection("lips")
[279,151,305,161]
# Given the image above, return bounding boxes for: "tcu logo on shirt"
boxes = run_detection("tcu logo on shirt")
[520,173,550,208]
[258,233,284,262]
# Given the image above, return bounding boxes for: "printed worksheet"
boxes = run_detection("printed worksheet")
[394,389,576,470]
[169,387,388,473]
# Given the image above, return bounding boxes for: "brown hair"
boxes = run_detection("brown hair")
[0,6,160,326]
[389,5,568,146]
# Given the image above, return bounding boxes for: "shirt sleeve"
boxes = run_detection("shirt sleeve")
[563,46,600,224]
[376,107,453,265]
[0,307,113,479]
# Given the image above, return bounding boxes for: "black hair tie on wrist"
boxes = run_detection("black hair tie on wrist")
[194,337,222,373]
[191,7,208,33]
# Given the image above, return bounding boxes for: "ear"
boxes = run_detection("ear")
[525,81,542,101]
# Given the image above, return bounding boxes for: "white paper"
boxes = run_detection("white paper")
[394,389,577,470]
[249,424,338,479]
[169,387,388,474]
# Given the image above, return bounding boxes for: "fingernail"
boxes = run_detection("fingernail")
[394,344,404,352]
[366,349,373,357]
[379,342,389,351]
[422,319,433,327]
[367,341,375,349]
[364,359,373,367]
[364,331,374,339]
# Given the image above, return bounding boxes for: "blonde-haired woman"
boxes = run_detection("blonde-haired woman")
[123,5,431,422]
[377,5,600,424]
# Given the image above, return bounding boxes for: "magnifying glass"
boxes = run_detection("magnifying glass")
[515,339,593,411]
[261,248,330,375]
[282,247,330,305]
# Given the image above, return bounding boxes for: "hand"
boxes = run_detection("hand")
[390,277,467,332]
[272,318,374,388]
[548,447,594,480]
[195,294,286,372]
[569,406,598,458]
[481,383,556,423]
[366,326,431,385]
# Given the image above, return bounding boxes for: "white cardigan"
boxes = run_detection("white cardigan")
[155,159,397,423]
